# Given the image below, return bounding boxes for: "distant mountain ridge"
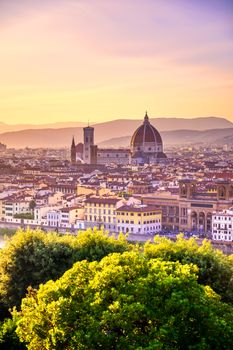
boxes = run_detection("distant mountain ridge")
[0,116,232,148]
[0,116,232,133]
[99,128,233,148]
[0,121,87,133]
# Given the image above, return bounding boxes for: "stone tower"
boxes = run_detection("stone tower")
[216,180,233,201]
[71,137,76,165]
[83,126,95,164]
[179,179,197,199]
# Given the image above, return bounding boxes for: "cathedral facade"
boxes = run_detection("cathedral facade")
[71,113,166,166]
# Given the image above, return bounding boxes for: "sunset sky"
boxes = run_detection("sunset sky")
[0,0,233,124]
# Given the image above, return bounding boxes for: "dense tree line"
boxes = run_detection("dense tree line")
[0,229,233,349]
[0,228,129,312]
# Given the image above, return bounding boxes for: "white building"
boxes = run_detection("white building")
[46,209,61,228]
[44,206,84,228]
[4,198,30,219]
[34,206,52,221]
[212,208,233,241]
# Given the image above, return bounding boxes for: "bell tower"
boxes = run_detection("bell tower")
[71,137,76,165]
[216,180,233,201]
[179,179,196,199]
[83,126,95,164]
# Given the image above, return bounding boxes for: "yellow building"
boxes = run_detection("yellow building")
[116,205,162,235]
[84,197,124,231]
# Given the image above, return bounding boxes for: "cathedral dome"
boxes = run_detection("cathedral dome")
[130,112,162,147]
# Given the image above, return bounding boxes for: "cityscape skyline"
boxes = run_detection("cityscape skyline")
[0,0,232,124]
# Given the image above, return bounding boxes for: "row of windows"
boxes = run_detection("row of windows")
[213,224,232,229]
[88,209,116,215]
[213,230,232,234]
[87,216,113,223]
[213,235,232,241]
[214,216,232,220]
[118,226,160,233]
[118,219,160,224]
[97,154,128,158]
[117,212,158,217]
[87,203,115,208]
[48,214,59,219]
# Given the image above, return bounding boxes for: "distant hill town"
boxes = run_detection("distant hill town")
[0,116,232,148]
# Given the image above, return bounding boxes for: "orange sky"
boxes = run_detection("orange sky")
[0,0,232,124]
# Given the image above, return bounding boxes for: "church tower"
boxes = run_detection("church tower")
[71,137,76,165]
[83,126,96,164]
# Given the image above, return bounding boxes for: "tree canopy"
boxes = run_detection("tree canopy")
[0,228,130,312]
[1,229,233,349]
[143,235,233,304]
[14,251,233,350]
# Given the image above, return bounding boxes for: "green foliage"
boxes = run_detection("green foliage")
[2,230,233,349]
[0,229,75,312]
[0,228,130,311]
[13,213,34,219]
[0,228,16,237]
[143,234,233,304]
[0,317,26,350]
[72,228,130,262]
[29,200,36,211]
[14,251,233,350]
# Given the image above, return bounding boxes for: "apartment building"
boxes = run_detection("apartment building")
[212,208,233,241]
[116,205,161,235]
[84,197,124,231]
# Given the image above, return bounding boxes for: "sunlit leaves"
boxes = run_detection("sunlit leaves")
[14,252,233,350]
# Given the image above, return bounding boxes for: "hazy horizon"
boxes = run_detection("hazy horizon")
[0,0,232,124]
[0,115,232,126]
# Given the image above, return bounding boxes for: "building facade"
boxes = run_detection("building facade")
[116,205,161,235]
[142,179,233,234]
[212,208,233,241]
[84,197,123,231]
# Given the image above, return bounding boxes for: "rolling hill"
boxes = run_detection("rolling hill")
[0,117,232,148]
[99,128,233,148]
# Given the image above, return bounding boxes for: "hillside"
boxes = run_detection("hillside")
[0,117,232,148]
[0,116,232,134]
[0,121,87,133]
[99,128,233,148]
